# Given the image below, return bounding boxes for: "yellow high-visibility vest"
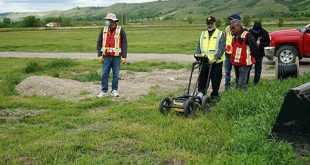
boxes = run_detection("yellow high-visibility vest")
[200,28,225,63]
[225,25,233,54]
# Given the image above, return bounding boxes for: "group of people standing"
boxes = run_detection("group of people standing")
[95,12,270,99]
[196,14,270,100]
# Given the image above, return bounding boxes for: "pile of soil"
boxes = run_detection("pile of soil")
[15,69,192,100]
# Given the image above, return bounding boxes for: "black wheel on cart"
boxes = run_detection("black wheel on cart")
[159,97,171,115]
[202,96,212,113]
[184,98,196,117]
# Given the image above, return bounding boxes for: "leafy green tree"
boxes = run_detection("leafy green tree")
[44,17,62,24]
[2,17,11,27]
[187,16,193,24]
[119,13,127,26]
[216,19,222,27]
[278,18,284,27]
[224,18,229,26]
[23,16,41,27]
[243,15,251,27]
[61,18,72,27]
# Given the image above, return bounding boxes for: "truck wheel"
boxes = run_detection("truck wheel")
[276,45,297,64]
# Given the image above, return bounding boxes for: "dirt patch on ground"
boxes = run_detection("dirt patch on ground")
[15,69,192,100]
[120,69,192,99]
[0,108,46,121]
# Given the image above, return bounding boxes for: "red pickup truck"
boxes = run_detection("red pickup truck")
[264,24,310,64]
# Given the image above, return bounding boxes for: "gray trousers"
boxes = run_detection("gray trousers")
[234,65,252,89]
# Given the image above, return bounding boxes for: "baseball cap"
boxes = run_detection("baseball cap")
[206,16,216,23]
[229,14,241,20]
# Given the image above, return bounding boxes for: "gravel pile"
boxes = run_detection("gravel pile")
[16,76,100,100]
[15,69,193,100]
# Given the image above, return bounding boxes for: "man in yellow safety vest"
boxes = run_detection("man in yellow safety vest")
[195,16,226,100]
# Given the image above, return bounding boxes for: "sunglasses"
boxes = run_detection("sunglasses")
[206,22,213,25]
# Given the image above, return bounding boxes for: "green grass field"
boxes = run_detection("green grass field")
[0,24,306,54]
[0,57,309,164]
[0,26,200,54]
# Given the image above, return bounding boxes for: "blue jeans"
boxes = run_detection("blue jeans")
[224,53,232,89]
[101,56,121,92]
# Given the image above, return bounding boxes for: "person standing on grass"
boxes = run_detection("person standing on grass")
[230,19,258,89]
[224,14,241,89]
[249,21,270,85]
[96,13,127,98]
[195,16,226,100]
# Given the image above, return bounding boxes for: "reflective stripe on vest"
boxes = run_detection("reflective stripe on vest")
[234,47,241,63]
[241,31,253,66]
[246,46,251,65]
[199,28,225,63]
[225,25,233,54]
[101,26,122,56]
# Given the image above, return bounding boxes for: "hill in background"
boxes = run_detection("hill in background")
[1,0,309,22]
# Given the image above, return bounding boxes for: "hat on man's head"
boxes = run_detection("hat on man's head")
[206,16,216,23]
[229,14,241,20]
[104,13,119,22]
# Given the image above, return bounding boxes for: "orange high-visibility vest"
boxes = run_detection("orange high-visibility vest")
[231,31,256,66]
[101,26,122,56]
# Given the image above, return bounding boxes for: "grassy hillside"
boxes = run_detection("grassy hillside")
[1,0,309,22]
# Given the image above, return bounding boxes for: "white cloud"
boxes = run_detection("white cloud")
[0,0,156,13]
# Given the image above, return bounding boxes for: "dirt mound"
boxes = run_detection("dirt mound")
[15,69,192,100]
[16,76,100,100]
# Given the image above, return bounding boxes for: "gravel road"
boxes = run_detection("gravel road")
[0,52,193,63]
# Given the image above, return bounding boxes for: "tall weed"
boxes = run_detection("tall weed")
[72,71,100,82]
[213,74,310,164]
[24,60,43,73]
[44,59,76,69]
[0,74,23,95]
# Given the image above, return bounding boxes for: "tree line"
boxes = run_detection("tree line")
[0,16,72,28]
[0,14,288,28]
[186,15,286,28]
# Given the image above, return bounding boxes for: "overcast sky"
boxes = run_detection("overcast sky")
[0,0,155,13]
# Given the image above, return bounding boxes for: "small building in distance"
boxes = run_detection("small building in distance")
[45,22,59,28]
